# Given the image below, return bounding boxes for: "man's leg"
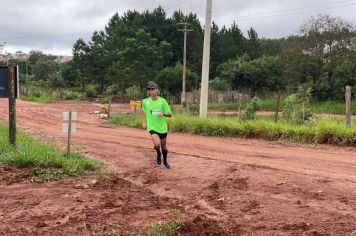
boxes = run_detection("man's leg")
[160,138,170,169]
[150,134,162,165]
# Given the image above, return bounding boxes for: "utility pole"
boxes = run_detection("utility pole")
[199,0,213,118]
[178,22,193,105]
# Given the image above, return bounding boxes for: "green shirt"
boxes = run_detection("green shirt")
[142,96,172,133]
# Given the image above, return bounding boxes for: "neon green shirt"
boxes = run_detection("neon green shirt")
[142,96,172,133]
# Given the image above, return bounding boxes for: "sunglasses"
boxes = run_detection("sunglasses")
[148,88,156,91]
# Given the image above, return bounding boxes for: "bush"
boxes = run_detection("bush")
[125,85,142,100]
[283,86,313,124]
[85,85,97,98]
[63,90,82,100]
[241,97,260,121]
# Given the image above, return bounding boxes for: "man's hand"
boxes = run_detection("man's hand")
[142,122,147,129]
[157,112,164,117]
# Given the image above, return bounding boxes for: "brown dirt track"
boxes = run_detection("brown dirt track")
[0,99,356,236]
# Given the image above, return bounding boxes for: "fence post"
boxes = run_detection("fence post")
[238,94,242,120]
[8,65,16,146]
[345,85,352,127]
[274,90,282,123]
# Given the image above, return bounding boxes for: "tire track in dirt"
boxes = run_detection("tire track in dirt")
[1,99,356,235]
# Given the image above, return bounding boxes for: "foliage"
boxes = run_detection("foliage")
[283,86,313,124]
[144,218,181,236]
[85,85,97,98]
[108,113,356,146]
[11,11,355,102]
[218,55,284,96]
[155,62,199,97]
[241,97,260,120]
[281,14,356,100]
[0,124,100,181]
[125,85,142,100]
[209,78,230,91]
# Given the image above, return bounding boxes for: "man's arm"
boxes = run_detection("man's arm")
[161,99,173,117]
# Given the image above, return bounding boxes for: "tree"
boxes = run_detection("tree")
[299,14,356,55]
[247,27,260,59]
[72,38,90,91]
[32,56,57,82]
[155,62,199,99]
[88,31,108,94]
[106,29,173,92]
[60,62,78,87]
[282,14,356,100]
[218,55,284,97]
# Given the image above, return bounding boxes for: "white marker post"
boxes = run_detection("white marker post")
[63,111,77,157]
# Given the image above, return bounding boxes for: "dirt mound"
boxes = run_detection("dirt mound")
[179,214,230,236]
[111,96,130,103]
[208,177,249,191]
[0,165,29,185]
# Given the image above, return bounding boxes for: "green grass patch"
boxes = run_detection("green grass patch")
[21,95,54,103]
[209,99,356,115]
[0,124,100,181]
[143,218,181,236]
[108,113,356,146]
[108,113,142,128]
[21,86,84,103]
[309,101,356,115]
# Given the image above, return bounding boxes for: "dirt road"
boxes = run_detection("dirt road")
[1,99,356,235]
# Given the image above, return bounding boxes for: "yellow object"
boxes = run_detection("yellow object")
[130,100,141,113]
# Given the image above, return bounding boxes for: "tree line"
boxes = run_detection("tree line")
[6,7,356,101]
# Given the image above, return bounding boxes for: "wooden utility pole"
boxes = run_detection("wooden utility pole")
[178,22,193,105]
[345,85,352,127]
[8,65,16,146]
[199,0,213,118]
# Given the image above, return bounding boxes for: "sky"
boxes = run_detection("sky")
[0,0,355,56]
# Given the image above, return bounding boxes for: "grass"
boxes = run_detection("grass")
[108,113,356,146]
[208,99,283,112]
[0,123,100,181]
[21,95,54,103]
[143,218,181,236]
[209,99,356,115]
[20,86,84,103]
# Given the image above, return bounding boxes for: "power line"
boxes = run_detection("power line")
[1,32,93,42]
[162,0,183,9]
[215,0,356,21]
[164,0,190,12]
[214,0,356,23]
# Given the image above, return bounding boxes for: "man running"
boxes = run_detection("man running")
[141,82,173,169]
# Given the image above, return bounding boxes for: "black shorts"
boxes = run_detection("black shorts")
[149,130,168,139]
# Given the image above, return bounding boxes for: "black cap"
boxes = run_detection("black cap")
[146,81,158,90]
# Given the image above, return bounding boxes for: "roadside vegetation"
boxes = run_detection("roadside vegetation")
[0,123,100,182]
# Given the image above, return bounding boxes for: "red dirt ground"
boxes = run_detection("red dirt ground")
[0,99,356,236]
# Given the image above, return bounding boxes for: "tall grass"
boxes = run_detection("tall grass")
[108,113,356,146]
[0,124,100,181]
[21,86,84,103]
[209,99,356,115]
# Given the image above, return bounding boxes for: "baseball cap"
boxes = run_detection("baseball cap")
[147,81,158,90]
